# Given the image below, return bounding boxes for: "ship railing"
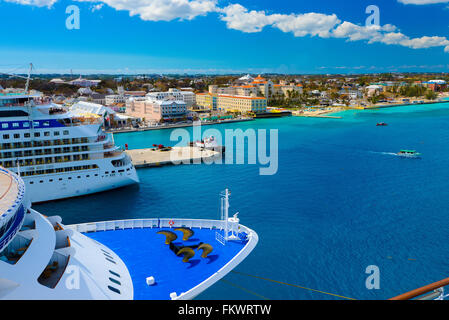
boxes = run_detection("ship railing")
[68,218,252,240]
[390,278,449,300]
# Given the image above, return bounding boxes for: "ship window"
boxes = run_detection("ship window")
[34,132,40,137]
[2,134,9,139]
[107,286,120,295]
[1,123,8,129]
[0,110,28,117]
[109,270,120,278]
[54,131,60,136]
[43,121,50,127]
[14,134,19,139]
[109,278,121,286]
[44,132,50,136]
[63,130,69,135]
[12,123,19,128]
[24,133,30,138]
[105,257,116,264]
[23,122,29,128]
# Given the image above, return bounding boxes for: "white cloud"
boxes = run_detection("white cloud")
[78,0,218,21]
[4,0,57,7]
[219,4,279,33]
[219,4,449,53]
[90,3,103,12]
[5,0,449,53]
[398,0,449,4]
[219,4,340,37]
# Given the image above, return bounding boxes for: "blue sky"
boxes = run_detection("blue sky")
[1,0,449,74]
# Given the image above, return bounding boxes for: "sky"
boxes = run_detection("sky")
[1,0,449,74]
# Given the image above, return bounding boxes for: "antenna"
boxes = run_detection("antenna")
[25,63,33,93]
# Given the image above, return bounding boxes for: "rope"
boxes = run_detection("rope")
[220,279,270,300]
[231,271,356,300]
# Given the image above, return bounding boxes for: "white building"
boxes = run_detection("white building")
[146,88,196,108]
[105,95,126,106]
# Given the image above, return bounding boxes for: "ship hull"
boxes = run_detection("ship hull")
[22,166,139,203]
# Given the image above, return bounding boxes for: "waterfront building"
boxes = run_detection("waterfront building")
[146,88,196,108]
[196,93,267,113]
[126,96,188,123]
[196,92,217,110]
[425,80,447,92]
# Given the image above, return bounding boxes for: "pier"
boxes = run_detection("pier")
[126,147,222,168]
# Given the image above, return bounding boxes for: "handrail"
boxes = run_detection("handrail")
[390,278,449,300]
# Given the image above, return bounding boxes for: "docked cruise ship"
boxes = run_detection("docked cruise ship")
[0,89,139,203]
[0,167,258,299]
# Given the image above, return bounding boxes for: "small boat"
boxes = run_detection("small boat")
[377,122,388,126]
[397,150,421,158]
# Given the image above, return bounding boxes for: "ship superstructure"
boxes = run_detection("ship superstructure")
[0,89,139,203]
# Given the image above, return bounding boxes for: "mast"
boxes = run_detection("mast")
[25,63,33,93]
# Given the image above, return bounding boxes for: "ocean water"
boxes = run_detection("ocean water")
[35,102,449,300]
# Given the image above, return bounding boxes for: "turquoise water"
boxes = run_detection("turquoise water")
[35,102,449,300]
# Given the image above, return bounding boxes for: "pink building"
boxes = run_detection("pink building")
[127,98,187,123]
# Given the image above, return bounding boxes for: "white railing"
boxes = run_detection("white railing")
[67,218,252,240]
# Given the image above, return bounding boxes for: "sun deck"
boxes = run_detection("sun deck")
[0,169,19,216]
[78,220,254,300]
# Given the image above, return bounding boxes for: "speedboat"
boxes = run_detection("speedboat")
[397,150,421,158]
[377,122,388,126]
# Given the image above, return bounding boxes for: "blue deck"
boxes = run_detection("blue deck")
[85,227,248,300]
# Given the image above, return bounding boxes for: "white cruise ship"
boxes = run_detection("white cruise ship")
[0,89,139,203]
[0,167,258,300]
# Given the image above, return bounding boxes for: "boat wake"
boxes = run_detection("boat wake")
[370,151,398,157]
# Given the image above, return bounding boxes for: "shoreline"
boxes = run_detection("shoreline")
[108,98,449,133]
[107,117,254,134]
[361,98,449,110]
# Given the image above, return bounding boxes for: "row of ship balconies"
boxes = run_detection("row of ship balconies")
[0,148,123,170]
[0,142,117,162]
[0,145,90,158]
[0,137,97,151]
[0,154,92,168]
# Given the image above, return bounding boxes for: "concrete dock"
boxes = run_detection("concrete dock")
[125,147,222,168]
